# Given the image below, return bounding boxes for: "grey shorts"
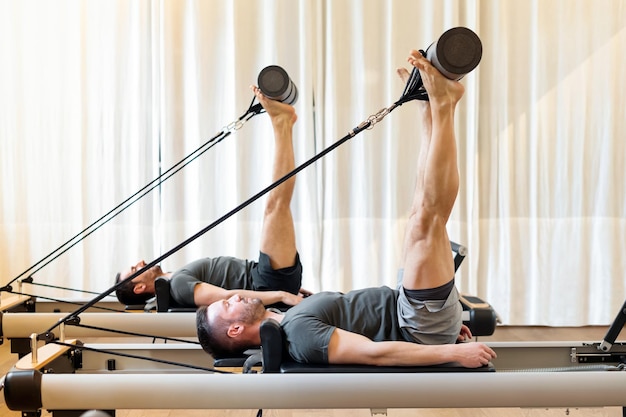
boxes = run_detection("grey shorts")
[396,281,462,345]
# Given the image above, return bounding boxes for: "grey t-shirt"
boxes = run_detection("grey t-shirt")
[280,286,405,364]
[169,257,256,307]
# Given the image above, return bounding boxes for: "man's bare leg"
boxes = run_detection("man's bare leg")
[397,66,434,265]
[400,51,465,291]
[253,86,298,269]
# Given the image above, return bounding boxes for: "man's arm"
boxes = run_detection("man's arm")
[327,328,496,368]
[193,282,302,307]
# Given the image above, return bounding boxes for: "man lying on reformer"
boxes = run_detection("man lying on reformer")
[196,50,497,368]
[115,86,311,310]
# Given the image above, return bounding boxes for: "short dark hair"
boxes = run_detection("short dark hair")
[196,305,247,358]
[114,272,153,306]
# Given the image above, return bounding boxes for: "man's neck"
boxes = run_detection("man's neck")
[265,309,285,323]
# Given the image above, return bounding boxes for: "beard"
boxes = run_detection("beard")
[149,265,163,275]
[238,298,265,324]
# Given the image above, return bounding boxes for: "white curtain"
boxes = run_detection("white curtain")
[0,0,159,299]
[1,0,624,326]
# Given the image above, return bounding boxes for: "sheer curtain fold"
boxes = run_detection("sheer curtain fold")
[0,1,157,296]
[1,0,625,326]
[475,0,626,325]
[156,0,320,276]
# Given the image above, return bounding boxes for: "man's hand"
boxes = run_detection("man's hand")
[457,324,473,342]
[280,291,305,306]
[298,287,313,298]
[451,342,497,368]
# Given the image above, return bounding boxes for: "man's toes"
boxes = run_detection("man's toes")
[397,68,410,84]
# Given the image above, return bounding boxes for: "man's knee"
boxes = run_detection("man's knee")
[264,197,292,218]
[405,208,442,243]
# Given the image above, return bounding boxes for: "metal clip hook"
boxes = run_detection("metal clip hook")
[366,107,391,129]
[224,119,246,133]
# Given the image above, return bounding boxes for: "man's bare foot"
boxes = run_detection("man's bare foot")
[406,50,465,107]
[251,85,297,127]
[396,67,411,84]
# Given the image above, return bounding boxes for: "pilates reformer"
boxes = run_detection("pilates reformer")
[2,292,625,415]
[0,280,499,363]
[0,240,495,363]
[0,242,498,365]
[2,305,626,416]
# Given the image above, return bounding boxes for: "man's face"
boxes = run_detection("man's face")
[118,260,162,292]
[208,293,265,325]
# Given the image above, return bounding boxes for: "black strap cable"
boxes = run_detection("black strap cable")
[6,99,264,290]
[5,131,225,288]
[41,115,370,335]
[49,322,200,345]
[39,87,418,336]
[395,50,430,105]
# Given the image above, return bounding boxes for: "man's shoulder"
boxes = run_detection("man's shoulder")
[343,285,398,298]
[174,256,248,271]
[291,286,397,305]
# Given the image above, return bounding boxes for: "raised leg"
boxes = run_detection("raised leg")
[400,51,465,291]
[253,86,298,269]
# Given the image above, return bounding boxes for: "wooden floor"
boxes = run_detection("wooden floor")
[0,326,624,417]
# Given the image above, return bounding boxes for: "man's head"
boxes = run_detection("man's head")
[196,294,266,357]
[114,260,164,306]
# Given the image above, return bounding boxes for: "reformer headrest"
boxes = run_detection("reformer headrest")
[460,294,498,336]
[154,277,196,313]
